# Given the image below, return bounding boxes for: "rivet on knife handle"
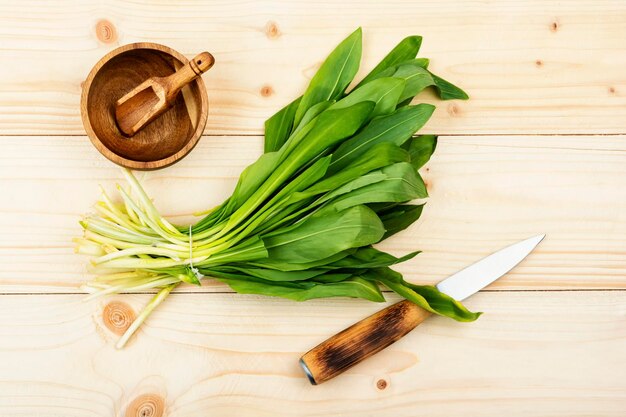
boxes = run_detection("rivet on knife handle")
[299,300,431,385]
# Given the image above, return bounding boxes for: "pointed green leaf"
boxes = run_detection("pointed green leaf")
[328,247,420,269]
[331,77,405,118]
[406,135,437,170]
[215,274,384,302]
[263,205,384,263]
[323,162,427,213]
[378,204,424,239]
[429,71,469,100]
[294,28,363,126]
[294,142,409,202]
[245,250,353,271]
[329,104,435,174]
[210,265,326,281]
[291,100,334,136]
[363,267,481,321]
[264,97,301,153]
[393,64,436,102]
[223,102,374,233]
[403,280,482,321]
[357,35,422,87]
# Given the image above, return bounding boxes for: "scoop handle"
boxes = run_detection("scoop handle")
[299,300,431,385]
[164,52,215,103]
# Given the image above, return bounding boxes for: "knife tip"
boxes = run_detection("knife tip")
[529,234,546,246]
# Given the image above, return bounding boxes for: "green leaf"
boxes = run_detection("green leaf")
[396,58,430,69]
[264,97,301,153]
[406,135,437,170]
[328,246,420,269]
[294,142,409,202]
[245,250,354,271]
[311,272,355,283]
[377,204,424,239]
[294,28,362,126]
[429,72,469,100]
[199,236,269,266]
[311,172,388,206]
[263,205,384,263]
[323,162,427,213]
[357,36,422,87]
[393,64,436,103]
[260,156,332,211]
[223,102,374,234]
[283,102,376,171]
[413,58,430,69]
[215,274,385,302]
[403,280,482,321]
[273,113,319,165]
[216,156,332,244]
[227,151,281,211]
[364,268,481,321]
[291,100,334,136]
[209,265,326,281]
[331,77,405,118]
[329,104,435,174]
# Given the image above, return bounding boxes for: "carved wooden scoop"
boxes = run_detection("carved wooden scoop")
[115,51,214,137]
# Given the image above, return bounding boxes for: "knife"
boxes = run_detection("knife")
[299,234,545,385]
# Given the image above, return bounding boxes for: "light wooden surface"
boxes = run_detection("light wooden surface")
[1,0,626,135]
[0,0,625,416]
[0,292,625,416]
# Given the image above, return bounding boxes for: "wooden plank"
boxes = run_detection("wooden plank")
[1,135,624,293]
[0,0,626,135]
[0,291,624,416]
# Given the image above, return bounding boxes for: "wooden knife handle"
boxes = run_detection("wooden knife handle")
[300,300,431,385]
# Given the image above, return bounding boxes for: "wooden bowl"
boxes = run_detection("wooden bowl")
[81,43,208,170]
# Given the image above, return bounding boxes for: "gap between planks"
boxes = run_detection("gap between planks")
[1,289,625,296]
[2,133,626,137]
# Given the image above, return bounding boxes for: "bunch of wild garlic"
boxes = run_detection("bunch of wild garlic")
[76,28,478,347]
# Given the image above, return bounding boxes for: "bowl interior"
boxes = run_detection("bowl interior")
[86,47,204,164]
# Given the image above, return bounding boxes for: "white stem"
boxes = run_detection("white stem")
[115,283,178,349]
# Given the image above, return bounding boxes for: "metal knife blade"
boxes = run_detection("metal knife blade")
[436,234,545,301]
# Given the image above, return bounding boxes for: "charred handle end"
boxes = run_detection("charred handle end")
[300,300,431,385]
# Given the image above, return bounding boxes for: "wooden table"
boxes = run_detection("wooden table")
[1,1,625,416]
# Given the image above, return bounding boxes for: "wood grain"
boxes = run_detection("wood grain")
[0,0,625,135]
[0,291,624,416]
[0,135,624,293]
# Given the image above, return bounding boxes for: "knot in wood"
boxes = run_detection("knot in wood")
[376,378,388,390]
[265,21,281,39]
[447,103,461,117]
[95,19,117,44]
[125,394,165,417]
[260,85,274,97]
[103,301,135,335]
[550,20,559,32]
